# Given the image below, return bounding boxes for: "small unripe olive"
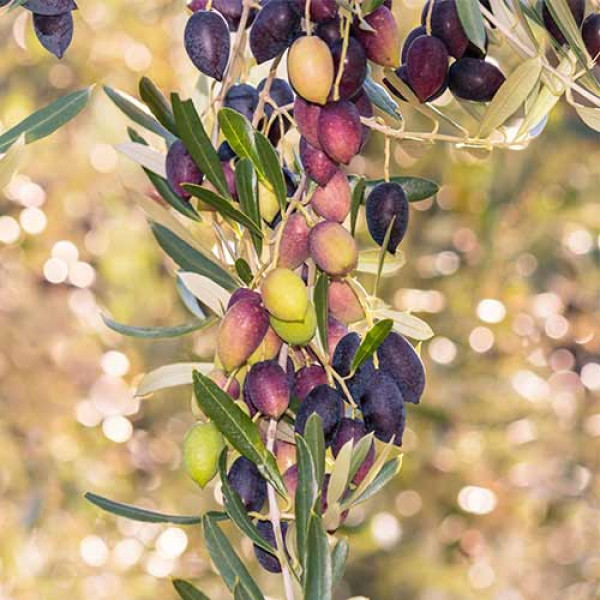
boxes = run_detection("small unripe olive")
[182,422,224,488]
[288,36,335,105]
[261,268,308,322]
[270,302,317,346]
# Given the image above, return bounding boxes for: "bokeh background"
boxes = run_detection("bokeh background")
[1,1,600,599]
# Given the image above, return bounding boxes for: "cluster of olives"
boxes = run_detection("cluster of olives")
[184,277,424,568]
[1,0,77,58]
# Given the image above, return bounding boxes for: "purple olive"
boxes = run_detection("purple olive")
[166,139,204,199]
[366,181,409,254]
[406,35,449,103]
[448,58,505,102]
[33,12,74,59]
[184,11,231,81]
[250,0,301,64]
[245,360,291,419]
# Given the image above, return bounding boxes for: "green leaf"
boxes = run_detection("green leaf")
[234,582,253,600]
[456,0,486,53]
[183,184,264,237]
[173,579,212,600]
[218,450,277,555]
[202,515,265,600]
[171,94,231,198]
[0,135,24,188]
[326,439,354,510]
[305,413,326,490]
[138,76,177,136]
[235,258,253,285]
[351,319,394,372]
[101,313,214,339]
[218,108,261,169]
[374,216,396,293]
[193,371,286,497]
[348,457,402,506]
[364,75,402,120]
[146,169,201,221]
[374,308,434,340]
[365,176,439,202]
[304,513,332,600]
[294,436,319,567]
[314,273,329,356]
[361,0,385,14]
[478,57,542,138]
[104,86,175,143]
[116,140,166,176]
[331,538,350,588]
[545,0,593,67]
[0,88,92,153]
[236,158,263,255]
[151,223,239,291]
[350,176,366,236]
[135,362,213,396]
[255,131,286,210]
[574,103,600,131]
[84,492,201,524]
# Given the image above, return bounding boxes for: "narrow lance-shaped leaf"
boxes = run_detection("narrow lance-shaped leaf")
[545,0,593,68]
[331,538,350,588]
[84,492,202,524]
[478,57,542,138]
[304,513,332,600]
[235,258,254,285]
[255,131,286,210]
[236,158,263,255]
[171,94,231,198]
[217,450,277,555]
[0,87,92,153]
[348,433,375,482]
[183,184,264,237]
[101,313,215,339]
[347,456,402,507]
[173,579,212,600]
[351,319,394,372]
[202,515,265,600]
[193,371,286,497]
[365,176,439,202]
[218,108,262,171]
[145,168,201,222]
[305,413,326,490]
[364,75,402,120]
[350,176,366,236]
[326,439,354,508]
[374,216,396,294]
[139,76,178,136]
[0,135,24,188]
[115,141,167,177]
[456,0,487,53]
[151,223,239,291]
[314,273,329,357]
[135,362,213,397]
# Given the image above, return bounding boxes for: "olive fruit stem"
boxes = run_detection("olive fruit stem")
[252,54,284,128]
[332,12,352,101]
[266,418,297,600]
[305,0,313,36]
[479,5,600,108]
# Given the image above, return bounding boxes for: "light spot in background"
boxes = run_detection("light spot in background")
[545,315,569,339]
[506,419,537,445]
[469,326,494,353]
[76,400,104,428]
[511,370,549,402]
[0,216,21,244]
[68,261,96,288]
[549,349,575,372]
[19,207,47,235]
[371,512,402,549]
[125,42,153,71]
[90,144,119,173]
[516,253,538,276]
[512,313,535,336]
[458,486,497,515]
[477,298,506,323]
[435,251,460,275]
[468,561,495,589]
[563,228,593,255]
[49,63,75,88]
[394,289,446,313]
[584,414,600,437]
[395,490,423,517]
[102,416,133,443]
[101,351,130,378]
[80,536,109,567]
[533,293,563,318]
[156,528,188,559]
[453,227,478,253]
[144,553,175,578]
[581,363,600,391]
[43,257,69,284]
[52,240,79,264]
[113,538,144,570]
[428,336,457,365]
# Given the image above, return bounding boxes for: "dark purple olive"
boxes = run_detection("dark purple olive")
[331,332,375,404]
[542,0,584,45]
[245,360,291,419]
[250,0,301,64]
[294,384,343,445]
[360,370,406,445]
[377,331,425,405]
[384,64,447,103]
[430,0,469,58]
[224,83,259,122]
[366,182,409,254]
[352,89,373,148]
[330,37,367,100]
[227,456,267,511]
[24,0,76,15]
[33,12,74,59]
[292,0,337,22]
[316,16,342,45]
[189,0,257,31]
[258,77,295,145]
[406,35,449,102]
[582,13,600,61]
[218,140,237,162]
[448,57,505,102]
[253,521,289,572]
[184,11,231,81]
[401,25,426,63]
[166,139,204,199]
[293,365,328,401]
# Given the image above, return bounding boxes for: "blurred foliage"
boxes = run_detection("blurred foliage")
[1,1,600,600]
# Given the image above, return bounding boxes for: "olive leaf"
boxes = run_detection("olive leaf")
[234,258,254,284]
[139,76,177,136]
[173,579,212,600]
[304,512,332,600]
[0,134,24,188]
[236,158,263,255]
[456,0,487,53]
[331,538,350,588]
[351,319,394,372]
[218,108,262,171]
[314,273,329,357]
[544,0,593,67]
[573,103,600,132]
[295,435,319,567]
[84,492,202,524]
[326,439,354,508]
[115,141,166,177]
[365,176,440,202]
[350,176,366,235]
[255,131,286,210]
[364,75,402,120]
[348,456,403,506]
[374,308,434,340]
[135,362,214,396]
[357,249,405,276]
[101,313,215,339]
[178,271,232,317]
[145,168,201,221]
[478,57,542,138]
